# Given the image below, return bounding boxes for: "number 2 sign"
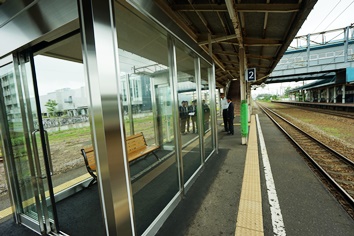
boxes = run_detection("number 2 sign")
[246,68,256,82]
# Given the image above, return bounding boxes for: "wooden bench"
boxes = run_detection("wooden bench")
[81,132,159,186]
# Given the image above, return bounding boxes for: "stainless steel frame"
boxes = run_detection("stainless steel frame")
[1,0,219,234]
[78,0,134,234]
[195,58,205,163]
[150,78,160,146]
[0,0,78,57]
[209,64,218,155]
[0,56,19,223]
[28,50,60,234]
[168,34,184,195]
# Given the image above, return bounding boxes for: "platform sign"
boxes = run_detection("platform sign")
[246,68,256,82]
[347,67,354,83]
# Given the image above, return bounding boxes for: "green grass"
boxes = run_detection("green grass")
[48,126,91,143]
[300,118,314,123]
[321,127,342,138]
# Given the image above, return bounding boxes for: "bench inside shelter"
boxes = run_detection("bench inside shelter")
[81,132,159,186]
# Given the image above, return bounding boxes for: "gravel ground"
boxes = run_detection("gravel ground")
[0,133,90,198]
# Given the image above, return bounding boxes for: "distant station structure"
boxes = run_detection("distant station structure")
[267,24,354,103]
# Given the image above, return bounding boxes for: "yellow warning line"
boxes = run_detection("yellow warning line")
[0,173,91,220]
[235,115,264,235]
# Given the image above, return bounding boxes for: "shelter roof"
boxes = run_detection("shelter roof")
[157,0,317,87]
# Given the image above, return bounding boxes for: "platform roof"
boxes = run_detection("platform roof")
[157,0,317,87]
[288,76,336,93]
[266,71,337,84]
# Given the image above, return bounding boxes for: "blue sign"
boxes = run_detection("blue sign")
[347,67,354,83]
[246,68,256,82]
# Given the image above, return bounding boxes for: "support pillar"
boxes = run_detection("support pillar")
[78,0,134,234]
[247,83,251,122]
[342,85,346,103]
[334,87,337,103]
[326,88,329,103]
[239,48,247,145]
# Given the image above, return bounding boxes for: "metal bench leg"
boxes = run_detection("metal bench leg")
[152,151,159,161]
[88,177,97,188]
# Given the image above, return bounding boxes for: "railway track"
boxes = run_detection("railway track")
[257,102,354,210]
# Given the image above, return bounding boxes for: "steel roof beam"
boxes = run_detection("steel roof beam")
[173,3,300,13]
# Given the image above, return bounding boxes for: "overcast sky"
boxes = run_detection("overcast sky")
[254,0,354,97]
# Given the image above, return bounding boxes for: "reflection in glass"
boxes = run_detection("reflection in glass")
[175,40,201,185]
[115,2,178,235]
[201,59,214,159]
[0,63,39,219]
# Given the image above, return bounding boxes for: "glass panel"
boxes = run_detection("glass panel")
[7,34,94,234]
[0,59,56,233]
[115,3,179,235]
[31,52,91,195]
[175,40,201,184]
[0,62,40,222]
[0,63,13,207]
[201,59,214,159]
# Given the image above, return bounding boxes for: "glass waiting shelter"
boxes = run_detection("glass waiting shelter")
[0,0,217,235]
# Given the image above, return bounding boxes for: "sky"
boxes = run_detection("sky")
[253,0,354,97]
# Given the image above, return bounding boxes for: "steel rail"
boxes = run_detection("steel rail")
[257,102,354,209]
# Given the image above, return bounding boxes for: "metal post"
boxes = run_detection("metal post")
[168,35,184,195]
[334,86,337,103]
[307,34,310,68]
[209,63,218,154]
[342,85,346,103]
[344,26,349,63]
[127,75,134,135]
[78,0,135,234]
[239,47,247,145]
[326,87,329,103]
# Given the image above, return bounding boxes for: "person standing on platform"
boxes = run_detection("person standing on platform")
[227,97,234,135]
[185,101,190,133]
[220,93,229,132]
[189,100,197,133]
[179,101,188,134]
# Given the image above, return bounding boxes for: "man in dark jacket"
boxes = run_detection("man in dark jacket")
[227,97,234,135]
[179,101,189,134]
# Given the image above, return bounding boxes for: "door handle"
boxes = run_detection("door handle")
[31,129,53,178]
[32,130,45,179]
[43,130,53,176]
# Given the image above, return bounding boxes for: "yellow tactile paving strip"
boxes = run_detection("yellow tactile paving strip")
[235,115,264,236]
[0,173,91,220]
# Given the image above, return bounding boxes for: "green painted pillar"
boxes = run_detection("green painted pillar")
[240,100,248,137]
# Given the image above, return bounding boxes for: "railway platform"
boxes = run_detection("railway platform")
[157,110,354,235]
[1,110,354,235]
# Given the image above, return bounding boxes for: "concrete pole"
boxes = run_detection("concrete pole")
[326,87,329,103]
[342,85,346,103]
[334,86,337,103]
